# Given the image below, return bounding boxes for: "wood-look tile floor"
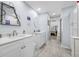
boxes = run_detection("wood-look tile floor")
[37,36,71,57]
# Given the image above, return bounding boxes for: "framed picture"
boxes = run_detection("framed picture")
[27,16,31,21]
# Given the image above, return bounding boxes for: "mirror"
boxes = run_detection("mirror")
[0,3,1,23]
[0,2,21,26]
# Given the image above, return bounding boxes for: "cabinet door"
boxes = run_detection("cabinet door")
[19,37,36,57]
[0,41,21,57]
[75,39,79,57]
[20,44,36,57]
[35,33,46,48]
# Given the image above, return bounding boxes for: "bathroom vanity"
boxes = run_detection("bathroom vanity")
[0,34,36,57]
[0,32,47,57]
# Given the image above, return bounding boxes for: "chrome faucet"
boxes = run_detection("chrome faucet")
[13,30,17,36]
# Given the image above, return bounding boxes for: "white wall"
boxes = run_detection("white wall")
[61,6,75,49]
[70,6,77,37]
[38,14,48,31]
[36,13,49,41]
[0,2,38,36]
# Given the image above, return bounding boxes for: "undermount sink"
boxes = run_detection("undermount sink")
[34,31,45,33]
[0,34,32,46]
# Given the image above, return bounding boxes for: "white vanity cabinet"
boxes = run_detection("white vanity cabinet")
[0,41,21,57]
[0,35,36,57]
[33,32,46,49]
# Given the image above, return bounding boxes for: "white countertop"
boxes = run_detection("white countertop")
[0,34,32,46]
[33,31,46,34]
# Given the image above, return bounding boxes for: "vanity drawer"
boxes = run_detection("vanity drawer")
[18,37,36,57]
[0,41,21,57]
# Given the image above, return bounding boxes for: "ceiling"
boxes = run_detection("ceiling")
[26,1,76,16]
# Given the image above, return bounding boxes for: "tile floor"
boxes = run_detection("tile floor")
[37,36,71,57]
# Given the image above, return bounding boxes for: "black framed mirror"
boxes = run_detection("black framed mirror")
[0,2,1,23]
[0,2,21,26]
